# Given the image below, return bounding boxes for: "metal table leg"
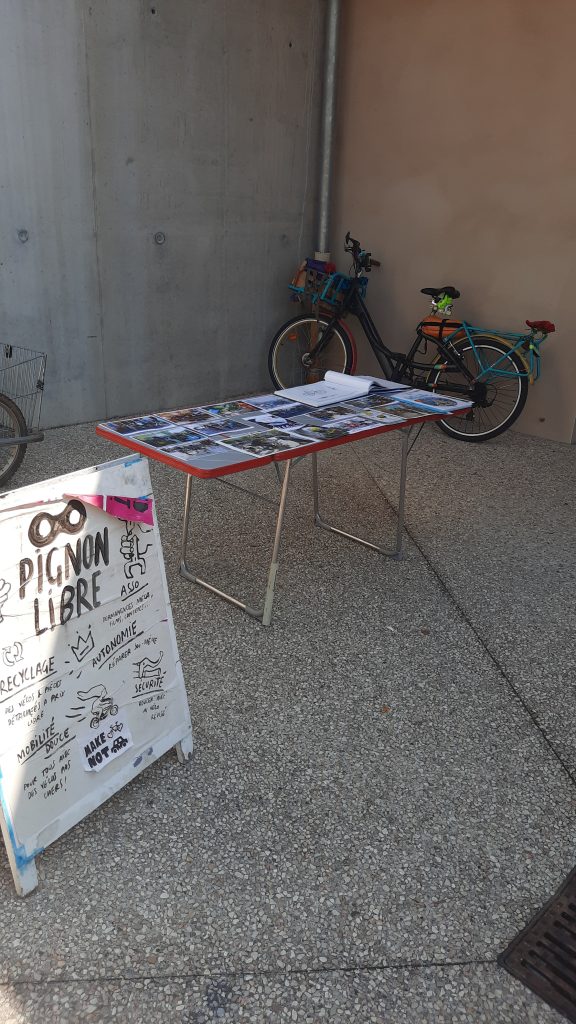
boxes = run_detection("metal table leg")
[312,426,411,559]
[179,459,293,625]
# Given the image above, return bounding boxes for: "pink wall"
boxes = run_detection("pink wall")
[334,0,576,442]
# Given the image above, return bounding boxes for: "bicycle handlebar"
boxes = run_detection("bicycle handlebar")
[344,231,360,256]
[344,231,380,273]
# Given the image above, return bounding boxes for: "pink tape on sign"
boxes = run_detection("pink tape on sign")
[68,494,104,510]
[65,494,154,525]
[105,496,154,525]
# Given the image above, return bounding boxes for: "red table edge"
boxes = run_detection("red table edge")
[96,407,463,480]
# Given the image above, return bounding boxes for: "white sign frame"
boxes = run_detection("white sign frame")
[0,455,193,896]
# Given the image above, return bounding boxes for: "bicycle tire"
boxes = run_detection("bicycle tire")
[428,336,529,442]
[0,393,27,488]
[268,315,355,390]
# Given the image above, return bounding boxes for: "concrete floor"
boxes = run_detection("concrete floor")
[0,421,574,1023]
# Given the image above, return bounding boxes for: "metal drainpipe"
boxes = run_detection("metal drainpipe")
[315,0,341,262]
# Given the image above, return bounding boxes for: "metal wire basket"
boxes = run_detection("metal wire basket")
[289,258,366,312]
[0,343,46,432]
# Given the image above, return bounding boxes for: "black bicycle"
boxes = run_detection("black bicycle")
[268,233,555,442]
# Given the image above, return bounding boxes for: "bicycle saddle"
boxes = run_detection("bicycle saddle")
[526,319,555,333]
[421,286,461,299]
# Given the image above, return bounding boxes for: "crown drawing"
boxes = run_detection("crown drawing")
[71,627,95,663]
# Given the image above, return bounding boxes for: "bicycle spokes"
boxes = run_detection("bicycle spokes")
[429,340,527,440]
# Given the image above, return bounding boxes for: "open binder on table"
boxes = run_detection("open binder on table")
[274,371,408,408]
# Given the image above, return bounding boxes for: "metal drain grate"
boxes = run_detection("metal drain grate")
[499,866,576,1022]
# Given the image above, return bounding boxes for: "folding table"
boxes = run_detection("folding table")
[97,394,460,625]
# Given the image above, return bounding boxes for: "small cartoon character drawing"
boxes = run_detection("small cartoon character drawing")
[120,521,153,579]
[67,684,119,729]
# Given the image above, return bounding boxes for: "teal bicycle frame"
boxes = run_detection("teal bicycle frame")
[435,322,543,384]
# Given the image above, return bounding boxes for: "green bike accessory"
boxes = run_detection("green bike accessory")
[436,294,453,312]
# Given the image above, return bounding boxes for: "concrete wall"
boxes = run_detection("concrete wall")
[0,0,323,427]
[334,0,576,443]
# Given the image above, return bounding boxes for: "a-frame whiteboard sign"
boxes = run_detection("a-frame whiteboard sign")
[0,455,193,896]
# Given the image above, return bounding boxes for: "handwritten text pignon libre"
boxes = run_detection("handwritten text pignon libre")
[19,528,110,636]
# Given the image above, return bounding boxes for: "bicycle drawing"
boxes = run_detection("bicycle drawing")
[66,684,119,729]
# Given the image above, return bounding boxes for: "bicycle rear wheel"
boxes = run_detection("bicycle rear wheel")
[268,315,355,390]
[428,336,528,441]
[0,393,27,488]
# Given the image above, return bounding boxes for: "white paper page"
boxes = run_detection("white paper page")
[274,378,370,408]
[322,371,370,391]
[353,375,409,392]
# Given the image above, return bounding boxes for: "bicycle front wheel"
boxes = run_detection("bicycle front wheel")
[428,336,529,442]
[268,315,355,390]
[0,393,27,488]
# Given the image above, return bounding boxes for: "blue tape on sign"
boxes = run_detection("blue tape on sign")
[132,746,153,769]
[0,767,44,869]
